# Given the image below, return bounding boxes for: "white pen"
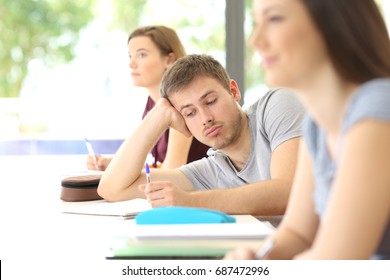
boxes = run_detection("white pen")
[145,163,151,184]
[255,238,275,259]
[85,138,99,170]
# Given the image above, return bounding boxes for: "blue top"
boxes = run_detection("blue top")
[304,78,390,259]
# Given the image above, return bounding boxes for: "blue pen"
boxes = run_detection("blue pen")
[145,163,151,184]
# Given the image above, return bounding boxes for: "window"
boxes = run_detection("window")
[1,0,389,155]
[0,0,226,155]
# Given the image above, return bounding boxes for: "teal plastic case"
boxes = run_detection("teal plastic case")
[135,206,236,225]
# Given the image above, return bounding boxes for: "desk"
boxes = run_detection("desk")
[0,155,270,279]
[0,155,116,278]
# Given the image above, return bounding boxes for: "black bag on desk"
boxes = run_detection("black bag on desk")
[60,174,102,202]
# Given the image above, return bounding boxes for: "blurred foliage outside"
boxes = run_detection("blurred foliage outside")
[0,0,387,98]
[0,0,232,140]
[0,0,265,99]
[0,0,97,97]
[0,0,388,147]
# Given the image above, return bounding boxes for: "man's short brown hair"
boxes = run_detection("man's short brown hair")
[160,54,231,99]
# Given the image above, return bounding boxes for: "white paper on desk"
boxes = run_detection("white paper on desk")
[62,198,152,218]
[130,221,274,240]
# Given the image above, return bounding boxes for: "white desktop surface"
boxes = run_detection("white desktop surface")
[0,155,120,278]
[0,155,265,279]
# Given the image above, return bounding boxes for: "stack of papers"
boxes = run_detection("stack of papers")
[62,198,152,219]
[107,237,257,259]
[106,215,274,259]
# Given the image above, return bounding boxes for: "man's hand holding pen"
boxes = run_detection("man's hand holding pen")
[139,180,191,208]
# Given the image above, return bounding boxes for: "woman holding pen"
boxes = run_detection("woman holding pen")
[87,25,209,171]
[225,0,390,259]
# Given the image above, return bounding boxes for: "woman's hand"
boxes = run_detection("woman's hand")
[87,154,111,171]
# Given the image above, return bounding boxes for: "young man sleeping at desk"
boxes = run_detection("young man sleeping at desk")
[98,54,305,216]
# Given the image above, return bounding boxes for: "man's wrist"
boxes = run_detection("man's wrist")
[151,98,174,128]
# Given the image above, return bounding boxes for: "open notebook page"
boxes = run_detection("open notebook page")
[62,198,152,219]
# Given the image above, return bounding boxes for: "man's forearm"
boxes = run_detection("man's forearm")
[189,179,291,216]
[98,106,170,201]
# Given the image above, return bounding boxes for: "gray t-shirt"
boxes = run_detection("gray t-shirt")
[178,88,305,190]
[304,78,390,259]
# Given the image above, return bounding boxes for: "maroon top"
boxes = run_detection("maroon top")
[142,96,209,167]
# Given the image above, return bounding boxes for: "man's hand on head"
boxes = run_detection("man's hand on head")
[157,98,191,137]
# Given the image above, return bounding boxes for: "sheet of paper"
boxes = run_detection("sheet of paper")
[62,198,152,218]
[128,220,274,240]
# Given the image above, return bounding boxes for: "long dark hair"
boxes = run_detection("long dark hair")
[301,0,390,83]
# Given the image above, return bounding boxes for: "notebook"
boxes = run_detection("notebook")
[62,198,152,219]
[129,220,273,240]
[106,217,273,259]
[106,237,232,259]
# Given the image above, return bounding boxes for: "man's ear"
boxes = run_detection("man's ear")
[229,79,241,102]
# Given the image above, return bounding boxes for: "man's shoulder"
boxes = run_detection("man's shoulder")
[246,87,306,144]
[245,87,301,115]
